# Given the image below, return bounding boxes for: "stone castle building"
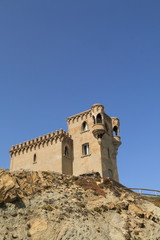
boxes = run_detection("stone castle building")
[10,104,121,181]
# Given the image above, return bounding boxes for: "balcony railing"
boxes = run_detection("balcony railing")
[128,188,160,197]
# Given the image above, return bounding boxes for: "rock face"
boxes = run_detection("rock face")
[0,169,160,240]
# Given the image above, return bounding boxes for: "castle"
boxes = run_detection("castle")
[10,104,121,181]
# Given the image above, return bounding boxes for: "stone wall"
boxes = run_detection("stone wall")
[10,130,73,174]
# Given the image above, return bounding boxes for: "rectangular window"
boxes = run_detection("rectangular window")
[33,153,37,164]
[82,143,89,156]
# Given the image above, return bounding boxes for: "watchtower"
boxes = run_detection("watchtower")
[67,104,121,181]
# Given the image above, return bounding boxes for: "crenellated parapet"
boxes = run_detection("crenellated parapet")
[91,103,104,113]
[10,129,72,157]
[67,109,92,124]
[67,104,107,124]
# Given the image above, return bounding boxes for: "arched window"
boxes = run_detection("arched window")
[82,121,88,131]
[113,126,118,136]
[92,116,96,124]
[64,146,69,157]
[33,153,37,164]
[96,113,102,123]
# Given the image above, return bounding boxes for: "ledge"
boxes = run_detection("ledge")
[80,130,90,134]
[81,154,91,158]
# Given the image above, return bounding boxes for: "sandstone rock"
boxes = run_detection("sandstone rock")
[128,204,144,217]
[0,174,18,203]
[0,169,160,240]
[28,218,48,235]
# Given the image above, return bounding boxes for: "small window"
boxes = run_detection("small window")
[82,121,88,131]
[96,113,102,123]
[113,126,118,136]
[64,146,69,157]
[33,153,37,164]
[82,143,89,156]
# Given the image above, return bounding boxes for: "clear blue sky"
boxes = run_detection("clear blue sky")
[0,1,160,190]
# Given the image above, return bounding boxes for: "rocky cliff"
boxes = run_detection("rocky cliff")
[0,169,160,240]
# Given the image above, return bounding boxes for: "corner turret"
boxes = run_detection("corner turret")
[111,117,121,148]
[91,104,106,144]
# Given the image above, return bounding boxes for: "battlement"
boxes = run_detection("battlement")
[67,109,91,123]
[10,129,71,157]
[67,104,107,124]
[91,103,104,112]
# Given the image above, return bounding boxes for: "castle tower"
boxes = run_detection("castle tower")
[67,104,121,181]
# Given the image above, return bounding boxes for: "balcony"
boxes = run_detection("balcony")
[92,123,106,139]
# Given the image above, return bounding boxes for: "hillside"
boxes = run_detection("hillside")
[0,169,160,240]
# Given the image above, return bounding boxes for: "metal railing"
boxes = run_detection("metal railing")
[128,188,160,197]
